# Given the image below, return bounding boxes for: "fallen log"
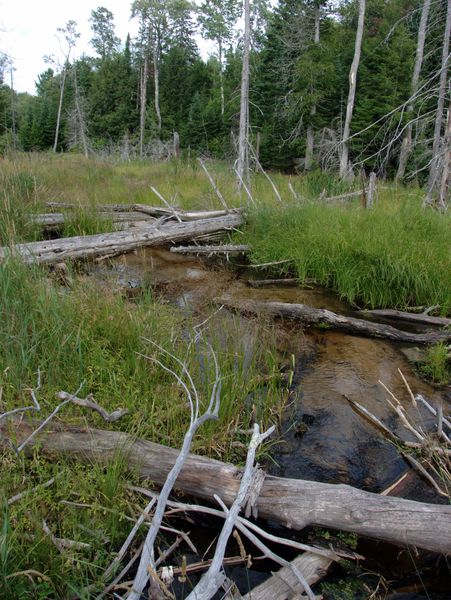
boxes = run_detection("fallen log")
[45,202,134,212]
[1,419,450,554]
[359,308,451,328]
[170,244,249,255]
[133,205,241,221]
[0,214,243,265]
[243,552,332,600]
[30,211,154,230]
[218,297,451,345]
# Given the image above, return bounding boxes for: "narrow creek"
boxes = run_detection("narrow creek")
[88,246,450,598]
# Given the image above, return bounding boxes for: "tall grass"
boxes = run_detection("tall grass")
[242,199,451,313]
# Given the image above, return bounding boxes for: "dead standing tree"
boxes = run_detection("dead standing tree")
[339,0,366,179]
[424,0,451,209]
[48,21,80,153]
[236,0,251,188]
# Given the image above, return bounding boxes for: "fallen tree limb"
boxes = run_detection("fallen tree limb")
[242,552,333,600]
[170,244,249,255]
[359,309,451,328]
[0,214,243,265]
[218,297,451,344]
[1,419,450,554]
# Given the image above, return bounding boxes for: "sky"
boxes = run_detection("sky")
[0,0,211,95]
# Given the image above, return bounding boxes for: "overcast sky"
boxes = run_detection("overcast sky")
[0,0,212,95]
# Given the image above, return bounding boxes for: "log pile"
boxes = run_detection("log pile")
[0,213,243,265]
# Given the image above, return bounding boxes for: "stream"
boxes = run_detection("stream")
[89,246,450,598]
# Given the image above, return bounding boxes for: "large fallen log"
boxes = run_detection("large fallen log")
[218,297,451,345]
[0,214,243,265]
[1,419,450,554]
[359,308,451,328]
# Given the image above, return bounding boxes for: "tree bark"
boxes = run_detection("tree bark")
[218,297,451,344]
[237,0,251,189]
[0,214,243,265]
[2,419,450,555]
[438,100,451,210]
[425,0,451,206]
[339,0,366,179]
[153,42,162,133]
[396,0,431,181]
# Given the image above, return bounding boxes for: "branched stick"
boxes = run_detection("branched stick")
[16,382,84,453]
[150,186,182,223]
[127,342,221,600]
[185,424,275,600]
[8,474,59,506]
[56,392,128,422]
[0,368,41,423]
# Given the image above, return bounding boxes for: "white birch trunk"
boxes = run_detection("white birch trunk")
[237,0,251,188]
[396,0,431,181]
[425,0,451,205]
[339,0,366,179]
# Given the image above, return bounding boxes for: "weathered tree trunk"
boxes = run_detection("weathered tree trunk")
[366,171,377,208]
[339,0,366,179]
[0,214,243,265]
[305,3,321,171]
[219,39,225,117]
[218,297,451,344]
[73,64,89,159]
[424,0,451,206]
[139,54,149,159]
[2,419,450,554]
[396,0,431,181]
[153,43,162,133]
[53,67,67,153]
[237,0,251,188]
[438,100,451,210]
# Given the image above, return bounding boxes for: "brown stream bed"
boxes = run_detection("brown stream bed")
[88,247,450,598]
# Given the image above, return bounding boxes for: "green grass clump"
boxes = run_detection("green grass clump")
[242,200,451,313]
[418,343,450,385]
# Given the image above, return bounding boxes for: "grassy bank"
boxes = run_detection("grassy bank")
[242,199,451,313]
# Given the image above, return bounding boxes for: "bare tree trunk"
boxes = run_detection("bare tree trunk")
[438,100,451,210]
[425,0,451,206]
[73,65,89,159]
[339,0,366,179]
[139,56,148,159]
[219,39,225,117]
[153,46,162,133]
[237,0,251,188]
[305,3,321,171]
[396,0,431,181]
[53,67,67,153]
[9,67,16,149]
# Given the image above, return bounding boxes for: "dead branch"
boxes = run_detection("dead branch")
[56,391,128,422]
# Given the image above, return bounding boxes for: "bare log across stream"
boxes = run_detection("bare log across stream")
[359,308,451,328]
[0,214,243,265]
[1,419,450,554]
[30,211,154,231]
[218,297,451,344]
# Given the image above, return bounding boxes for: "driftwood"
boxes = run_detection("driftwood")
[170,244,249,255]
[134,205,238,221]
[218,297,451,344]
[1,419,450,554]
[360,308,451,328]
[0,214,243,265]
[242,552,333,600]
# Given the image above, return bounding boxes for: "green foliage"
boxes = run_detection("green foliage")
[242,193,451,312]
[418,343,450,385]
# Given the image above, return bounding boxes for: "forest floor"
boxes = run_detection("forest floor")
[0,153,450,598]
